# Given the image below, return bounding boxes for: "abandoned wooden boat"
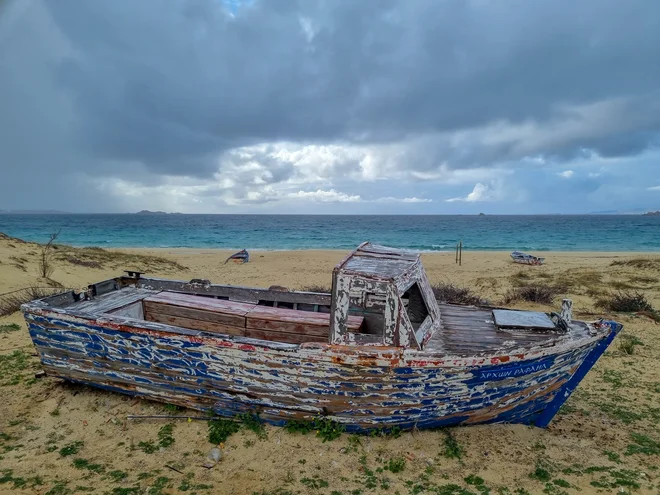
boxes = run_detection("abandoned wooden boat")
[511,251,545,265]
[225,249,249,264]
[22,242,621,431]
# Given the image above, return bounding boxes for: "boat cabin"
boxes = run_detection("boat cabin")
[330,242,440,349]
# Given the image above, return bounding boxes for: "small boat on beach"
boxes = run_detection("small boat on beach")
[225,249,249,264]
[22,242,620,431]
[511,251,545,265]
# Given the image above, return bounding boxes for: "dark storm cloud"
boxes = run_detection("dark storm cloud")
[44,1,660,170]
[1,0,659,211]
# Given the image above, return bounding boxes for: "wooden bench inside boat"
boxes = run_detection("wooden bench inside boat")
[143,291,364,344]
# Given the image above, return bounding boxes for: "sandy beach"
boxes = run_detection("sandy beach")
[1,234,658,494]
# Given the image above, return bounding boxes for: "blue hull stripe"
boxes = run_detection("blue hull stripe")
[23,312,618,430]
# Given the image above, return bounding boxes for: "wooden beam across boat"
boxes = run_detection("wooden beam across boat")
[142,291,363,343]
[133,277,332,306]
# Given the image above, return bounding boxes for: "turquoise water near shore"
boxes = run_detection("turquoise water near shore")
[1,214,658,251]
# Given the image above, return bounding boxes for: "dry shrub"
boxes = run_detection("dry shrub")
[2,231,186,274]
[510,271,532,284]
[595,291,654,313]
[511,269,603,297]
[473,277,500,290]
[431,282,483,306]
[61,255,102,269]
[506,271,570,304]
[637,310,660,323]
[8,256,28,272]
[44,278,64,288]
[571,270,603,286]
[299,285,331,293]
[0,232,25,243]
[628,275,658,285]
[610,257,660,270]
[510,270,574,291]
[503,284,558,305]
[0,286,61,316]
[38,231,60,279]
[618,334,644,355]
[609,274,659,291]
[54,246,188,273]
[610,280,637,291]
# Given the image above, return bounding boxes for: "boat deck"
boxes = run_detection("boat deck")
[54,287,590,355]
[69,287,159,313]
[425,304,592,355]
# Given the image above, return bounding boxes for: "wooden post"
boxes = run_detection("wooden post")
[561,299,573,325]
[455,243,459,264]
[459,240,462,266]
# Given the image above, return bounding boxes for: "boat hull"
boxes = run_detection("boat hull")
[23,309,620,431]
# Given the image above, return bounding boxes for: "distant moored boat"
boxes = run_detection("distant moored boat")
[224,249,249,264]
[511,251,545,265]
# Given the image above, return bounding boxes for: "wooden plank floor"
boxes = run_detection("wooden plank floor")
[425,304,591,356]
[141,291,364,344]
[63,287,161,313]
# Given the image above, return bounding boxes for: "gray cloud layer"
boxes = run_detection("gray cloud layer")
[1,0,659,212]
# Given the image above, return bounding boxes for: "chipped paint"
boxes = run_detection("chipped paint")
[22,305,621,431]
[330,243,442,348]
[20,242,623,431]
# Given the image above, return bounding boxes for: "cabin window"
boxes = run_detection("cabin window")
[347,292,387,336]
[402,283,429,331]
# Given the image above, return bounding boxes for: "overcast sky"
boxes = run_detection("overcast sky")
[1,0,659,214]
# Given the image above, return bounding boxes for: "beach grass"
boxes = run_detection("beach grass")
[52,244,188,273]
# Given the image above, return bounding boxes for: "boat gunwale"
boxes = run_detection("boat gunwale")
[21,301,619,369]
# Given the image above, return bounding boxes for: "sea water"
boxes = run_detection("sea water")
[0,214,658,251]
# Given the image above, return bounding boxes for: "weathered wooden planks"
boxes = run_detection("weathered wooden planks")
[244,303,363,342]
[330,242,440,348]
[145,312,245,337]
[422,304,589,356]
[143,300,249,328]
[142,291,363,344]
[247,305,362,335]
[244,328,324,344]
[74,287,161,313]
[143,292,254,337]
[343,257,413,280]
[145,291,256,317]
[22,306,619,431]
[134,277,332,306]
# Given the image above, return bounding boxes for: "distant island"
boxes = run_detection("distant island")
[642,211,660,216]
[588,208,650,215]
[134,210,181,215]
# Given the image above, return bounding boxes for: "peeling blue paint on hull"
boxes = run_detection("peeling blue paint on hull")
[23,311,621,431]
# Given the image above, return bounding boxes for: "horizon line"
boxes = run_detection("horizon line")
[0,211,656,216]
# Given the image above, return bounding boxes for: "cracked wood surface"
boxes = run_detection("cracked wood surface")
[23,306,618,430]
